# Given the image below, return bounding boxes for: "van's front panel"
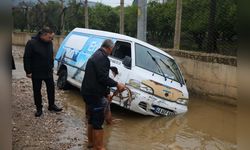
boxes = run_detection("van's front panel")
[109,66,189,116]
[109,42,189,116]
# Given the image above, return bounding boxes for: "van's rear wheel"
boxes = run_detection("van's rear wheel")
[57,69,69,90]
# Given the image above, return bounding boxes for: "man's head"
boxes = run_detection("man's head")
[101,39,114,55]
[39,27,54,42]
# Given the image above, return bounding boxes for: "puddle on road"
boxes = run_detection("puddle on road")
[61,87,236,150]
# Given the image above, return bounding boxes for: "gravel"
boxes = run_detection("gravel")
[12,78,88,150]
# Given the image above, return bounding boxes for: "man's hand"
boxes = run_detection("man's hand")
[117,83,125,92]
[26,73,32,78]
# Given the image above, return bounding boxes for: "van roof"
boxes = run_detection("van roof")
[72,28,174,59]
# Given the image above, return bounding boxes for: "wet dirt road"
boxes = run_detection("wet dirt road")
[12,58,236,150]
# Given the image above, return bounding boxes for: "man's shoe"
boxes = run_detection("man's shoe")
[48,105,62,112]
[35,109,43,117]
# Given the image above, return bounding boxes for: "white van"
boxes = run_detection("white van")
[54,28,189,116]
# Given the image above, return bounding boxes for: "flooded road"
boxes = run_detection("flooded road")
[62,86,236,150]
[13,58,236,150]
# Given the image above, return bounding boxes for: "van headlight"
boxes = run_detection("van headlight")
[128,79,141,89]
[140,83,153,94]
[128,79,154,94]
[176,98,189,105]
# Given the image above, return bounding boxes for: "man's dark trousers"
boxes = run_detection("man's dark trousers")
[32,77,55,110]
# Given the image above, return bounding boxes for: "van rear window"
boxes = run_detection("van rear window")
[65,34,89,50]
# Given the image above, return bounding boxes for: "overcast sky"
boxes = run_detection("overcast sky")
[89,0,134,7]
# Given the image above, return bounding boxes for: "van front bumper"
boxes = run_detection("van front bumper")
[124,87,188,116]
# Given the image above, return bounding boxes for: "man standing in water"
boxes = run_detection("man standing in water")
[23,27,62,117]
[81,39,125,150]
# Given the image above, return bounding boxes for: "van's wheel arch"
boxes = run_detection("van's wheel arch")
[57,68,69,90]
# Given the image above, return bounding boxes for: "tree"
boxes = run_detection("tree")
[43,1,62,34]
[89,3,119,32]
[12,1,34,32]
[216,0,237,41]
[181,0,209,50]
[147,1,175,47]
[28,3,45,31]
[12,0,237,55]
[12,7,26,32]
[124,4,137,37]
[64,0,84,32]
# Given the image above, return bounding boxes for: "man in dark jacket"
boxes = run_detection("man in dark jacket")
[23,27,62,117]
[81,39,125,150]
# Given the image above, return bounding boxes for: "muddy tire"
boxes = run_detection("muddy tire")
[57,69,69,90]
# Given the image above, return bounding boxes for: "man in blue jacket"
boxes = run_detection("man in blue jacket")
[23,27,62,117]
[81,39,125,150]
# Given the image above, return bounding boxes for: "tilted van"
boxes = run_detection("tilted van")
[54,28,189,116]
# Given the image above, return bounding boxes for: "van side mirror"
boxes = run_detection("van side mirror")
[122,56,131,69]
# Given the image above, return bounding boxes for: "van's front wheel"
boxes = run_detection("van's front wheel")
[57,69,69,90]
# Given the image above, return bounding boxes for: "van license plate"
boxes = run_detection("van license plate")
[154,107,174,115]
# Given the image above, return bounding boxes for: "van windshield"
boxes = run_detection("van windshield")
[135,43,184,84]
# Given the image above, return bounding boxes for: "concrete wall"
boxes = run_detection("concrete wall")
[12,32,65,53]
[12,32,237,105]
[164,49,237,105]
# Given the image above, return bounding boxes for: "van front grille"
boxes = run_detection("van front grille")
[138,102,147,110]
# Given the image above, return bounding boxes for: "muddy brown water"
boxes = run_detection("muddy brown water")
[13,59,236,150]
[62,87,236,150]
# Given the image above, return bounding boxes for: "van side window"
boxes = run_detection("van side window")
[112,41,131,59]
[111,41,131,68]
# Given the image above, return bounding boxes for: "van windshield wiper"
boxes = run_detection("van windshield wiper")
[147,51,167,81]
[159,58,182,85]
